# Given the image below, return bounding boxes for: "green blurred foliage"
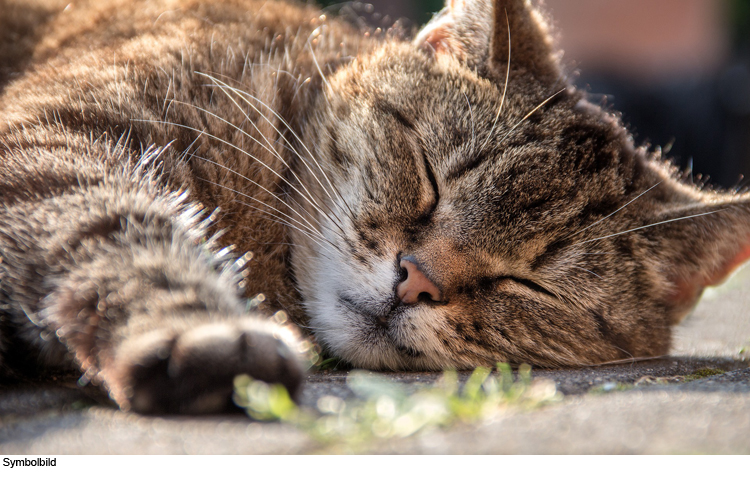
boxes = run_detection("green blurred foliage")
[729,0,750,47]
[234,364,561,447]
[316,0,443,26]
[409,0,444,24]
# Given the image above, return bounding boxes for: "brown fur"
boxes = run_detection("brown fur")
[1,0,749,413]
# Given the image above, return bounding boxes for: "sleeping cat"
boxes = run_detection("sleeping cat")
[1,0,749,414]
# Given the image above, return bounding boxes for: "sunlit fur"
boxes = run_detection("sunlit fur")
[1,0,749,413]
[290,13,750,369]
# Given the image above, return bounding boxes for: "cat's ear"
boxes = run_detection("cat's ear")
[640,167,750,318]
[414,0,562,83]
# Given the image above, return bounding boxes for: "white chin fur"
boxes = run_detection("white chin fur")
[290,209,453,370]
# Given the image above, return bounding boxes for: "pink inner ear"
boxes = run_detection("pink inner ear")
[414,0,466,58]
[669,241,750,309]
[420,27,452,55]
[710,244,750,286]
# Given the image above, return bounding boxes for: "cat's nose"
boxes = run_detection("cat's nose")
[397,257,443,304]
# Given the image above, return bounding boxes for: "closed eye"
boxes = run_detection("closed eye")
[412,146,439,224]
[378,103,439,216]
[423,152,440,213]
[495,276,556,298]
[446,152,484,181]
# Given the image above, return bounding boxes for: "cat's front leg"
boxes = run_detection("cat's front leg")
[0,170,305,414]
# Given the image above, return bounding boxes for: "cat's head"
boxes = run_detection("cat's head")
[291,0,750,369]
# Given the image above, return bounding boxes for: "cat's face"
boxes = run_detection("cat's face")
[290,0,750,369]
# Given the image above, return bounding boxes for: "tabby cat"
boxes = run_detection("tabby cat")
[1,0,748,414]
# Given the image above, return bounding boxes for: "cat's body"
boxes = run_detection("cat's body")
[1,0,749,414]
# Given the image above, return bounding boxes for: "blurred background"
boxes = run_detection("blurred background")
[320,0,750,189]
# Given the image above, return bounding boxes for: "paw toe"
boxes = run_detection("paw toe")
[108,318,305,414]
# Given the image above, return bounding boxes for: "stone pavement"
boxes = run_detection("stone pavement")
[1,266,749,454]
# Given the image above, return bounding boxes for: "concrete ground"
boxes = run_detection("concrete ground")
[1,266,749,454]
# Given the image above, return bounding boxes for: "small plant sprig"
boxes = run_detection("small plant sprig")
[233,363,561,444]
[739,340,750,359]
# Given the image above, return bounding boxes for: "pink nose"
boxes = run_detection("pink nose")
[397,259,442,304]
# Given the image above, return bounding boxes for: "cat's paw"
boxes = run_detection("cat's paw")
[103,316,306,414]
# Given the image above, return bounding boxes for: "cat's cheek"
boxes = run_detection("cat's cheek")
[306,289,391,367]
[312,302,453,370]
[307,297,356,355]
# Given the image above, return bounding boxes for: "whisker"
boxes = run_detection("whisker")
[226,194,336,252]
[581,355,666,367]
[237,202,332,254]
[580,252,618,256]
[171,94,351,238]
[234,199,340,258]
[221,75,354,219]
[169,98,291,171]
[568,181,663,238]
[203,76,351,230]
[172,90,330,220]
[131,117,346,236]
[572,210,724,246]
[572,266,602,279]
[198,72,356,221]
[185,150,326,238]
[496,87,566,147]
[480,9,511,154]
[196,174,327,241]
[306,39,332,92]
